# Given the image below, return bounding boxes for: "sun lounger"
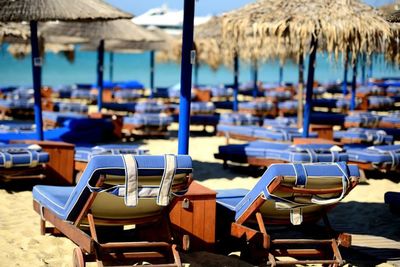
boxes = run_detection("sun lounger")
[217,125,317,143]
[278,100,298,116]
[33,154,192,266]
[216,162,359,266]
[385,192,400,214]
[74,144,149,172]
[367,96,395,110]
[263,117,297,128]
[123,113,173,138]
[264,90,292,101]
[0,99,34,119]
[219,113,260,126]
[238,101,277,117]
[387,86,400,97]
[134,101,167,114]
[189,102,215,115]
[378,112,400,128]
[113,90,142,102]
[334,128,393,145]
[42,111,88,128]
[344,112,381,128]
[53,102,88,113]
[0,143,49,181]
[345,144,400,172]
[215,141,347,167]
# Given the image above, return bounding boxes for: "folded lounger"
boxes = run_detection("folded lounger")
[0,144,49,181]
[123,114,173,137]
[74,144,149,171]
[345,144,400,172]
[238,101,277,117]
[334,128,393,145]
[33,154,192,266]
[344,112,381,128]
[215,141,348,167]
[216,162,360,266]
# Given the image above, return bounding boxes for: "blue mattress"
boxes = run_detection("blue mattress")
[264,90,292,101]
[75,144,149,162]
[0,122,35,133]
[190,102,215,114]
[238,101,275,111]
[278,100,298,111]
[102,102,136,112]
[116,80,145,90]
[216,163,359,222]
[219,113,260,126]
[310,112,345,126]
[312,99,338,109]
[42,111,88,124]
[0,144,49,168]
[71,89,96,100]
[368,96,394,109]
[263,117,297,128]
[218,141,346,163]
[0,99,33,109]
[32,155,192,221]
[123,114,173,126]
[334,128,393,145]
[380,113,400,126]
[385,192,400,210]
[213,101,234,110]
[345,144,400,170]
[113,90,141,99]
[210,86,232,97]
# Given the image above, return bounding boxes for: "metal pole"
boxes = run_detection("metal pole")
[30,21,44,140]
[350,54,358,111]
[233,52,239,112]
[302,35,318,138]
[252,60,258,98]
[177,0,195,155]
[150,50,155,98]
[279,64,284,86]
[97,40,105,112]
[109,52,114,82]
[342,49,349,96]
[297,53,304,129]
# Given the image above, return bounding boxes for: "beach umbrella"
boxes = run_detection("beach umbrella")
[221,0,390,137]
[0,0,131,140]
[41,19,161,111]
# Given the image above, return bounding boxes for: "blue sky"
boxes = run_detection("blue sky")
[106,0,396,17]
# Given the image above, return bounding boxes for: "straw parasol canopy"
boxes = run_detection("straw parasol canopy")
[7,42,75,62]
[0,0,131,22]
[221,0,391,62]
[40,19,161,43]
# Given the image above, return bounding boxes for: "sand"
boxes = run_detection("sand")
[0,130,399,266]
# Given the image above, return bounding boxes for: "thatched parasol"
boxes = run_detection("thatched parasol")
[221,0,390,136]
[0,0,133,141]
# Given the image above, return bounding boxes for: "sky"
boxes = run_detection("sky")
[105,0,396,17]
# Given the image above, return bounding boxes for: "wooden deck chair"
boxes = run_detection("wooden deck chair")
[216,162,360,266]
[33,154,193,267]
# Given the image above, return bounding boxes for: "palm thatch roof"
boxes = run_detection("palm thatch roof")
[381,3,400,23]
[0,0,132,22]
[221,0,390,61]
[40,19,161,43]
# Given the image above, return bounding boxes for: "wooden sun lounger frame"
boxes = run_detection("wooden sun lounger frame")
[33,175,183,267]
[229,175,358,266]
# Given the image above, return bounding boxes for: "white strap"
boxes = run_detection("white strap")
[290,208,303,225]
[157,154,177,206]
[122,155,139,207]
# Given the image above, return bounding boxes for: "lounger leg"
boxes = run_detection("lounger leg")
[255,212,270,249]
[40,218,46,236]
[87,213,104,267]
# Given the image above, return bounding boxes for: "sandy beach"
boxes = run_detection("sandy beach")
[0,126,399,266]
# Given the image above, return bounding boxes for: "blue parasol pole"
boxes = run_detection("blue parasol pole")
[109,52,114,82]
[279,64,284,86]
[252,60,258,98]
[302,35,318,138]
[342,49,349,96]
[350,54,358,111]
[233,52,239,112]
[177,0,195,155]
[29,21,44,140]
[149,50,155,98]
[97,39,105,112]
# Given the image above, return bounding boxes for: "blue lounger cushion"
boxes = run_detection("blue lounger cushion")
[134,102,166,113]
[190,102,215,114]
[75,144,149,162]
[239,101,275,111]
[54,102,88,113]
[0,144,49,168]
[43,111,88,124]
[219,113,260,126]
[113,90,141,99]
[334,128,393,145]
[33,155,192,221]
[385,192,400,211]
[278,100,298,111]
[263,117,297,128]
[124,114,173,126]
[216,163,359,222]
[345,112,381,127]
[264,90,292,101]
[0,99,33,109]
[345,144,400,170]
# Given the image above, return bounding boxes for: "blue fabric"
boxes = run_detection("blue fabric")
[263,117,297,128]
[75,144,148,162]
[239,101,275,111]
[53,102,88,113]
[113,90,141,100]
[0,99,33,109]
[134,102,166,113]
[345,112,381,128]
[43,111,88,124]
[216,163,359,221]
[346,144,400,169]
[33,155,193,221]
[0,145,49,167]
[219,113,259,126]
[385,192,400,206]
[116,80,145,89]
[334,128,393,145]
[102,102,136,112]
[124,114,172,126]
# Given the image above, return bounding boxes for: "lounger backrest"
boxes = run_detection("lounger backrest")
[65,154,192,222]
[234,162,359,225]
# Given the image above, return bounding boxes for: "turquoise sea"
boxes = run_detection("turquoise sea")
[1,45,400,88]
